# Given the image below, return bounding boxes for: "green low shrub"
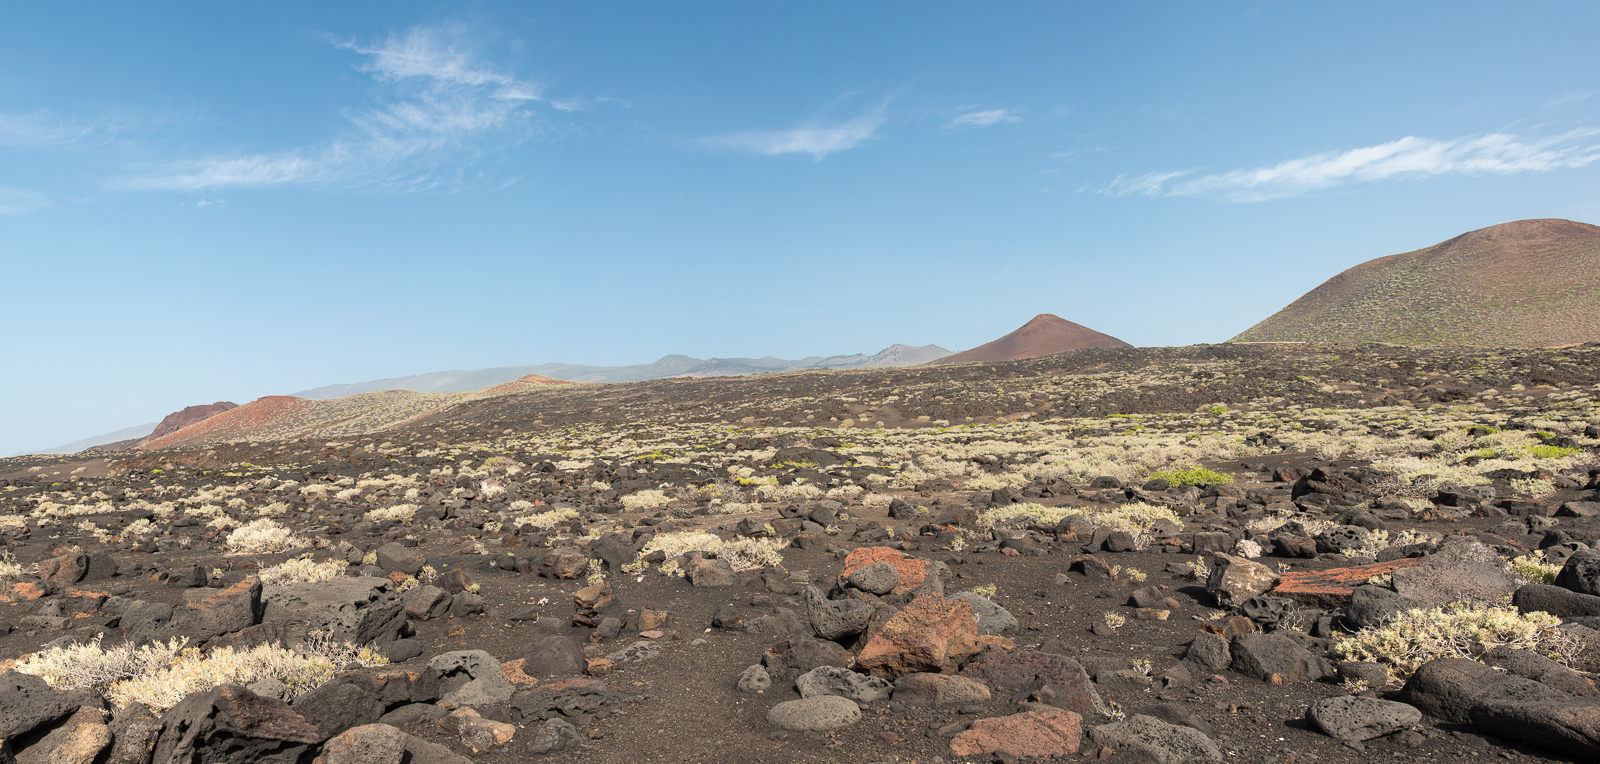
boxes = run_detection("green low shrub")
[1147,467,1232,486]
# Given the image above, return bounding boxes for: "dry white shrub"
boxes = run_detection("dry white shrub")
[365,504,417,523]
[257,557,348,585]
[108,635,387,711]
[620,490,670,510]
[512,507,578,532]
[224,519,305,555]
[15,635,189,696]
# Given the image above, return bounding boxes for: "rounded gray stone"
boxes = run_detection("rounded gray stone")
[951,591,1019,635]
[847,561,900,595]
[804,585,873,640]
[737,665,772,693]
[1089,714,1222,764]
[1307,695,1421,741]
[795,665,892,703]
[766,695,862,731]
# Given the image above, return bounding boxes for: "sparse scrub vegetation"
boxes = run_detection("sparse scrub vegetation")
[365,504,417,523]
[1147,466,1232,486]
[258,556,349,585]
[225,519,305,554]
[107,636,387,711]
[1,342,1598,764]
[513,507,578,531]
[1333,602,1579,679]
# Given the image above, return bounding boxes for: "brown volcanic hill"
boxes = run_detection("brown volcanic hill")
[933,314,1132,365]
[1232,218,1600,347]
[138,376,577,451]
[146,402,237,442]
[84,401,238,453]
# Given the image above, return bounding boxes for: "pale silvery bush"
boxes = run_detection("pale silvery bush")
[365,504,417,523]
[641,531,723,559]
[15,635,188,697]
[718,537,787,571]
[225,519,305,555]
[1334,602,1578,679]
[108,636,387,711]
[512,507,578,531]
[620,490,670,510]
[258,557,348,586]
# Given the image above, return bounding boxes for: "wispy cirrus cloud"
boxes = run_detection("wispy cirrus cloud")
[0,110,102,148]
[126,25,561,192]
[0,187,47,215]
[1545,90,1597,108]
[707,106,886,159]
[1102,129,1600,201]
[947,108,1019,129]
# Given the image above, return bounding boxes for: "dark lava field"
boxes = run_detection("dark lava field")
[2,343,1600,764]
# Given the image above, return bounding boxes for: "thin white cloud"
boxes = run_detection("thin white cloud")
[343,27,540,102]
[1048,146,1104,163]
[0,110,99,147]
[0,187,47,215]
[1102,129,1600,201]
[707,108,886,159]
[1546,90,1597,108]
[126,25,552,192]
[548,95,631,112]
[947,108,1019,129]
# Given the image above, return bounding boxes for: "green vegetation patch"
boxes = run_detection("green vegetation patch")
[1529,444,1579,459]
[1148,467,1232,486]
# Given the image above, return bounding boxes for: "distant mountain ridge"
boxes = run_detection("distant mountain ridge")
[11,422,158,457]
[1232,218,1600,347]
[934,314,1131,365]
[292,344,951,399]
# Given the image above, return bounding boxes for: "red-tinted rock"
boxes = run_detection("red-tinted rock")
[38,553,89,586]
[842,547,930,595]
[961,647,1106,717]
[949,708,1083,758]
[857,594,980,678]
[4,580,59,601]
[1272,558,1425,608]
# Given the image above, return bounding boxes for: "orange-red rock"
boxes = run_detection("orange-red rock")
[949,708,1083,758]
[500,659,540,686]
[1272,557,1425,608]
[842,547,930,595]
[5,581,57,600]
[38,553,89,586]
[857,594,980,679]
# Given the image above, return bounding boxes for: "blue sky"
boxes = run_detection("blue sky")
[4,2,1599,453]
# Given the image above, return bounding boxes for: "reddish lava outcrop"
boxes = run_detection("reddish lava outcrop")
[1271,557,1425,608]
[949,708,1083,758]
[841,547,933,595]
[856,594,982,678]
[143,401,238,443]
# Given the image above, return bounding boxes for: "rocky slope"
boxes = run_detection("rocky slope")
[934,314,1132,365]
[1233,218,1600,347]
[82,402,239,454]
[0,345,1597,764]
[146,401,238,442]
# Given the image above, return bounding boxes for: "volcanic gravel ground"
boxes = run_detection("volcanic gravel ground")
[1,344,1599,764]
